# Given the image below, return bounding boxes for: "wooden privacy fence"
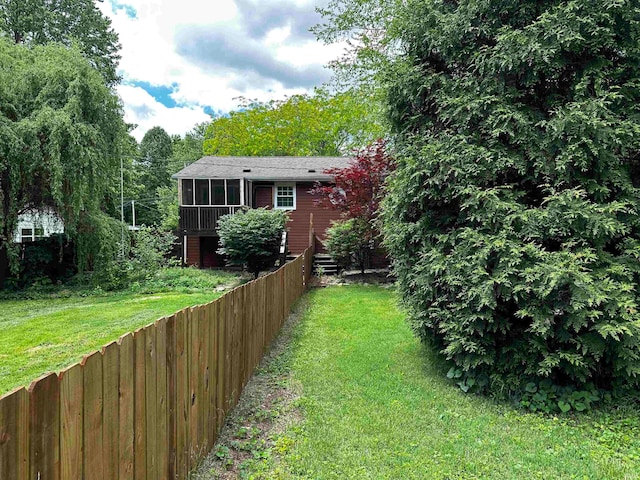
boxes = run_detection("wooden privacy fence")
[0,248,313,480]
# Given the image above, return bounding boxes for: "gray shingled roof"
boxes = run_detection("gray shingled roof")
[172,156,351,181]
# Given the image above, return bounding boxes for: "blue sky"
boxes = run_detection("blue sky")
[100,0,341,141]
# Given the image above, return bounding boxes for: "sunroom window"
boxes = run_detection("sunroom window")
[181,179,194,205]
[227,180,241,206]
[195,179,209,205]
[181,179,242,206]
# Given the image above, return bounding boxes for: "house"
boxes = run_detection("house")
[13,208,64,243]
[173,156,350,268]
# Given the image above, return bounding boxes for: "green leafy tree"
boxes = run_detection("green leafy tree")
[136,126,173,226]
[169,122,207,174]
[325,219,370,274]
[313,0,398,89]
[217,208,288,278]
[203,89,385,156]
[0,0,121,86]
[381,0,640,404]
[156,124,207,231]
[0,40,127,284]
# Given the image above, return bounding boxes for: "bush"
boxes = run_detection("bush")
[130,226,178,274]
[92,226,177,291]
[4,234,76,290]
[217,208,288,278]
[381,0,640,410]
[325,219,371,273]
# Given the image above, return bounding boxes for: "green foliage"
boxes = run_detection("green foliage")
[136,126,173,226]
[75,211,128,275]
[0,0,121,85]
[203,89,385,156]
[169,122,206,174]
[155,124,207,231]
[156,185,179,231]
[381,0,640,404]
[217,208,288,278]
[132,267,237,295]
[91,226,177,291]
[6,234,76,289]
[325,219,371,273]
[0,40,127,281]
[130,226,177,273]
[313,0,398,89]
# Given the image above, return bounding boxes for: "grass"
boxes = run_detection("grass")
[0,268,240,395]
[230,285,639,479]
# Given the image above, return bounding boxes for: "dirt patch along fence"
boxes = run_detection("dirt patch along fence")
[0,248,313,480]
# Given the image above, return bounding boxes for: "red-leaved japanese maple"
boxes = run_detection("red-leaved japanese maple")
[311,139,393,232]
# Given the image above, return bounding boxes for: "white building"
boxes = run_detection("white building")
[13,209,64,243]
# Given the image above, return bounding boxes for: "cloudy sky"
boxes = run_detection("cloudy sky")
[99,0,342,141]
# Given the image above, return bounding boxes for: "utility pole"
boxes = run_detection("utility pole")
[120,157,124,256]
[132,200,136,229]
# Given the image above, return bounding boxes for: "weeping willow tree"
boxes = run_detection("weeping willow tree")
[0,39,128,283]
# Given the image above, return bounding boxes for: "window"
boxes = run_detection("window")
[227,179,241,206]
[274,183,296,210]
[20,227,45,243]
[181,179,194,205]
[21,228,34,243]
[182,179,243,206]
[195,179,209,205]
[211,180,226,205]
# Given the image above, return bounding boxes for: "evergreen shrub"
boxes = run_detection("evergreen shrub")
[382,0,640,410]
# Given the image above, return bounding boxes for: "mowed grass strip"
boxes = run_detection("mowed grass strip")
[266,286,639,479]
[0,270,238,395]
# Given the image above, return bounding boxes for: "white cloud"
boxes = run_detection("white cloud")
[101,0,344,140]
[118,85,211,141]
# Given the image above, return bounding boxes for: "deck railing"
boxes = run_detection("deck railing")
[179,206,242,232]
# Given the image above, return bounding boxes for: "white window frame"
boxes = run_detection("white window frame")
[274,182,296,210]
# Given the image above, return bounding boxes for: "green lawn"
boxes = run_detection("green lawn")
[0,269,239,395]
[249,286,640,479]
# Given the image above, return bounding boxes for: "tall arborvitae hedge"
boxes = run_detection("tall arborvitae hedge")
[382,0,640,402]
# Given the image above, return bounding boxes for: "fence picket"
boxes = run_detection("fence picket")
[188,307,200,461]
[198,305,210,453]
[102,342,120,480]
[208,302,218,447]
[175,309,190,478]
[166,315,178,480]
[156,317,169,480]
[60,364,83,480]
[0,387,29,480]
[144,324,158,479]
[133,329,146,480]
[118,333,135,480]
[216,298,226,437]
[82,352,104,480]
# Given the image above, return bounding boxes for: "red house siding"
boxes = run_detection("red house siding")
[255,182,341,254]
[287,183,340,254]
